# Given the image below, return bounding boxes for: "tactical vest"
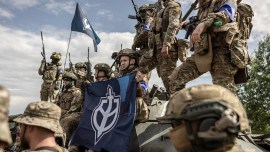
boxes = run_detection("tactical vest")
[43,63,61,83]
[59,86,81,111]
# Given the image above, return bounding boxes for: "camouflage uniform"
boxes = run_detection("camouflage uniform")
[163,84,250,152]
[74,62,90,96]
[169,0,239,94]
[58,72,83,146]
[13,101,67,152]
[117,49,149,122]
[132,4,154,57]
[0,86,12,151]
[138,0,181,94]
[39,52,63,102]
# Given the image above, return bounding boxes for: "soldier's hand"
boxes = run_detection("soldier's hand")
[54,85,60,90]
[191,22,205,43]
[161,45,169,57]
[136,71,145,82]
[41,59,46,63]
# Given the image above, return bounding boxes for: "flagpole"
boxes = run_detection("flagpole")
[64,31,73,69]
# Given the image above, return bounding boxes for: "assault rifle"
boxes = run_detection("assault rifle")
[184,16,200,39]
[128,0,142,23]
[68,53,74,72]
[40,31,46,65]
[87,47,94,82]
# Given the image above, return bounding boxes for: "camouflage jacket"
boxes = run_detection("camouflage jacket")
[197,0,237,47]
[132,17,153,52]
[38,62,62,84]
[22,145,68,152]
[58,86,82,116]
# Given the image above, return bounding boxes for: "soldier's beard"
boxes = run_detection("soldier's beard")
[20,135,30,150]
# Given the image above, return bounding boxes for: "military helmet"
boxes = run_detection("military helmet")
[14,101,63,134]
[62,71,77,81]
[75,62,87,69]
[139,4,149,11]
[165,84,249,151]
[94,63,112,78]
[50,52,61,60]
[117,48,140,65]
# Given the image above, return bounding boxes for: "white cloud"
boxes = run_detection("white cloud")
[0,7,14,19]
[44,0,75,15]
[0,0,39,9]
[97,10,114,20]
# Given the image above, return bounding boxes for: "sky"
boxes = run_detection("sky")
[0,0,268,115]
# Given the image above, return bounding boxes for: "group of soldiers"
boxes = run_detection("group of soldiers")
[0,0,255,151]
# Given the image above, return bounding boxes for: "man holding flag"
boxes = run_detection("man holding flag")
[70,73,137,152]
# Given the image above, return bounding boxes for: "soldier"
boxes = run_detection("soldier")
[39,52,63,102]
[74,62,90,94]
[13,101,67,151]
[57,71,83,146]
[117,48,149,122]
[137,0,182,95]
[132,4,154,56]
[162,84,250,152]
[0,86,12,152]
[94,63,112,82]
[169,0,239,94]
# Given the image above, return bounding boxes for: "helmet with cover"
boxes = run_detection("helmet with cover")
[94,63,112,79]
[165,84,249,152]
[50,52,61,60]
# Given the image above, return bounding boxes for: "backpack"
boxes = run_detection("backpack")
[230,3,254,69]
[236,3,254,40]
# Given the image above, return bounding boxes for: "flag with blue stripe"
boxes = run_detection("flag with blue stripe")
[71,3,101,52]
[70,73,137,152]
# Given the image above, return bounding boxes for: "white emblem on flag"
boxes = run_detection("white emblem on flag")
[83,18,92,31]
[91,85,121,145]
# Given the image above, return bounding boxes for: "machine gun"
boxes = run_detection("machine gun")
[128,0,142,23]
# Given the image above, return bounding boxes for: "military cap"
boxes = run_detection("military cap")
[14,101,63,133]
[165,84,249,131]
[0,86,12,145]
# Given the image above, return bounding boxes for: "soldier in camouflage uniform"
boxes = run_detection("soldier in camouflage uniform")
[132,4,154,56]
[39,52,63,102]
[0,86,12,151]
[117,49,149,122]
[169,0,239,94]
[162,84,250,152]
[13,101,67,152]
[74,62,91,95]
[94,63,112,82]
[138,0,182,95]
[57,71,83,146]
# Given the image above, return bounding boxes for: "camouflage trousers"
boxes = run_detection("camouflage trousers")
[60,113,81,146]
[139,46,178,94]
[169,49,238,94]
[136,97,149,122]
[40,82,59,102]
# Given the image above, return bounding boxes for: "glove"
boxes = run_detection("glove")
[41,59,46,64]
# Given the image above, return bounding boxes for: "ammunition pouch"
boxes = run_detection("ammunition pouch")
[213,22,238,46]
[194,33,213,73]
[230,38,249,69]
[155,33,163,50]
[177,39,190,62]
[155,17,162,32]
